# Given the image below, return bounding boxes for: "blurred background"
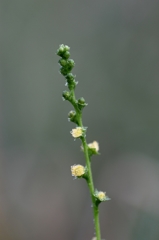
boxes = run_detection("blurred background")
[1,0,159,239]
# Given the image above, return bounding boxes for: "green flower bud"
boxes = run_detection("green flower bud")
[67,82,76,91]
[64,45,70,51]
[67,59,75,68]
[68,110,78,124]
[78,97,85,105]
[66,73,75,83]
[77,97,87,110]
[57,44,71,58]
[57,44,65,56]
[62,51,70,59]
[68,110,76,119]
[65,73,77,90]
[60,67,68,76]
[59,58,67,67]
[62,91,71,101]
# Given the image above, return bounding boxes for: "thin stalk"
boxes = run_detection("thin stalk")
[72,90,101,240]
[80,125,101,240]
[57,44,106,240]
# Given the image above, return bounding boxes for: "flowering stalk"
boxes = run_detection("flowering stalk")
[57,44,110,240]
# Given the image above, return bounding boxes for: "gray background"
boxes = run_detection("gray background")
[1,0,159,239]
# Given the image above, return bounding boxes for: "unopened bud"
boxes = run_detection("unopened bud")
[62,51,70,59]
[57,44,65,56]
[78,97,87,110]
[66,73,75,83]
[60,67,68,76]
[62,91,71,101]
[59,58,67,67]
[65,73,77,90]
[68,110,76,119]
[78,97,85,105]
[64,45,70,51]
[67,59,75,68]
[57,44,71,59]
[68,110,78,123]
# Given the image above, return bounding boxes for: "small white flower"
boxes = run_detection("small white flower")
[81,141,99,155]
[70,127,83,138]
[88,141,99,152]
[71,164,85,177]
[94,190,110,202]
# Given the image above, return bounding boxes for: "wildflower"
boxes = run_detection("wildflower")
[70,127,84,138]
[96,191,106,201]
[81,141,99,156]
[71,164,85,177]
[88,141,99,152]
[94,190,110,202]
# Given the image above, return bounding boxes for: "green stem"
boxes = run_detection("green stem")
[57,44,103,240]
[71,90,101,240]
[81,136,101,240]
[81,127,101,240]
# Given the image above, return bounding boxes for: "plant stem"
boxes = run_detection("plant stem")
[57,44,105,240]
[72,90,101,240]
[81,136,101,240]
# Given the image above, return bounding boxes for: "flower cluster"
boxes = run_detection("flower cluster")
[57,44,77,92]
[57,43,109,199]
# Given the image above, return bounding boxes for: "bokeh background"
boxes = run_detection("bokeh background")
[1,0,159,239]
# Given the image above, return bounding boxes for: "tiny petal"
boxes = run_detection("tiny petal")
[71,164,85,177]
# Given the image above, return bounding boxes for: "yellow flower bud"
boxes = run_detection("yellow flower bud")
[94,190,110,202]
[71,164,85,177]
[88,141,99,152]
[70,127,83,138]
[97,191,106,201]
